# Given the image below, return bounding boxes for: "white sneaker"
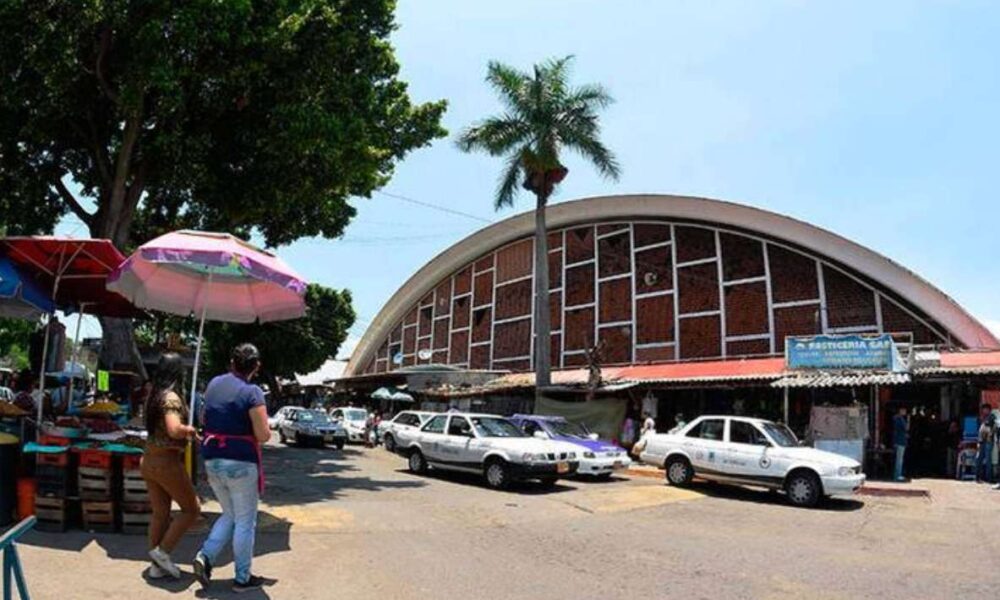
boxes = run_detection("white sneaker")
[993,483,1000,490]
[148,547,181,579]
[147,564,168,579]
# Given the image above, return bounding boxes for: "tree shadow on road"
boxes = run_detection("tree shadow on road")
[687,481,865,512]
[260,443,425,506]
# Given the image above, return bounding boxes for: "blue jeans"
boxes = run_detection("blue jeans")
[894,445,906,480]
[977,442,994,482]
[200,458,259,584]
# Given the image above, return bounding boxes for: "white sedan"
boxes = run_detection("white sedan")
[638,415,865,507]
[379,410,437,452]
[269,406,304,430]
[330,407,369,443]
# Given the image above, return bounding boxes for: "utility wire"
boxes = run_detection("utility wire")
[375,190,493,224]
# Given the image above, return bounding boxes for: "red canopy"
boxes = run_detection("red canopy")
[1,237,144,318]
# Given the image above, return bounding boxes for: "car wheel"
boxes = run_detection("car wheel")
[785,470,822,508]
[408,450,428,474]
[335,440,345,451]
[278,430,287,444]
[384,434,396,453]
[484,459,510,490]
[665,456,693,486]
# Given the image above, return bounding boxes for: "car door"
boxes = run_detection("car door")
[682,418,727,476]
[418,414,448,461]
[725,419,776,484]
[441,416,479,469]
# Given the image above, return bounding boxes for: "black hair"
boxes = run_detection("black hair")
[15,369,34,393]
[231,343,261,377]
[146,352,186,434]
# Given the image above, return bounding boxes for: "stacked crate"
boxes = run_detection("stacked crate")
[78,449,115,533]
[34,443,76,532]
[120,454,151,535]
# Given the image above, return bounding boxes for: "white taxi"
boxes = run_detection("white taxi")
[394,412,580,490]
[638,415,865,507]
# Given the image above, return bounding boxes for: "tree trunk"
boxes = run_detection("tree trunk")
[98,315,147,379]
[533,191,552,392]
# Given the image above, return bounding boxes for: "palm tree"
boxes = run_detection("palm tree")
[457,56,620,389]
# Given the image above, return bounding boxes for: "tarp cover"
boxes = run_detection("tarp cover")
[534,396,627,442]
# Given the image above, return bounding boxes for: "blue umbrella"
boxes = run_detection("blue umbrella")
[0,255,54,319]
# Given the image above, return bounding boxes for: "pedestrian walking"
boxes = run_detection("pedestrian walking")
[141,353,200,580]
[893,407,909,482]
[194,343,271,593]
[975,404,996,484]
[641,412,656,438]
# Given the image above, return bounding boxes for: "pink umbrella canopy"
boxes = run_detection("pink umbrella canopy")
[107,230,307,323]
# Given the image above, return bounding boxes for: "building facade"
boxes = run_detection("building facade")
[345,195,997,377]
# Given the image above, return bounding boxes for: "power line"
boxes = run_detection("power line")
[375,190,493,224]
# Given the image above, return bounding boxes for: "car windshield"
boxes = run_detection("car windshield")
[762,422,798,447]
[471,417,526,438]
[299,411,331,424]
[344,409,367,421]
[546,419,590,438]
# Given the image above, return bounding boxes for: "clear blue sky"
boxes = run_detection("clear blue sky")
[61,1,1000,354]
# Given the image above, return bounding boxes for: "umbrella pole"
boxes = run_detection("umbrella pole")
[35,312,52,429]
[186,275,211,476]
[66,304,87,413]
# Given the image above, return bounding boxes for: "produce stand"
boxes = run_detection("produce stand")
[0,401,149,533]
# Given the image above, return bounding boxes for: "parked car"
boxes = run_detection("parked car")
[329,407,369,442]
[394,412,580,490]
[278,409,348,449]
[638,415,865,507]
[269,406,304,430]
[510,414,631,479]
[379,410,437,452]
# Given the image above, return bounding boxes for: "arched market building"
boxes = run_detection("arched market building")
[340,195,1000,479]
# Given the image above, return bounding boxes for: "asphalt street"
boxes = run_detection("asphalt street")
[15,436,1000,599]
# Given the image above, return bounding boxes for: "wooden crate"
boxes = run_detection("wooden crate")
[34,496,70,532]
[78,467,113,501]
[81,501,116,533]
[122,470,149,503]
[120,502,152,535]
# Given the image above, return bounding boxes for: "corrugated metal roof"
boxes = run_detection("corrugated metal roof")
[912,350,1000,377]
[772,372,911,388]
[617,358,786,384]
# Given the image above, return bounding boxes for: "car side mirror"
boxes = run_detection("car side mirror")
[533,431,548,440]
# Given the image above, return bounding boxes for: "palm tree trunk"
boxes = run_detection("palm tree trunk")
[533,191,552,391]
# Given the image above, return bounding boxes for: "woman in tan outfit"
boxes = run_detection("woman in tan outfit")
[141,352,200,579]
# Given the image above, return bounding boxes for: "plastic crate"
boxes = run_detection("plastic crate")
[122,454,142,471]
[34,496,70,532]
[35,465,74,498]
[77,449,112,470]
[120,501,152,535]
[36,452,70,468]
[38,434,71,447]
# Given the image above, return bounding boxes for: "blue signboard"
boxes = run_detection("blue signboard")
[786,334,906,371]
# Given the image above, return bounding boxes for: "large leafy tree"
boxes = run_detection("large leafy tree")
[0,1,446,372]
[457,57,619,388]
[203,284,354,393]
[0,317,36,370]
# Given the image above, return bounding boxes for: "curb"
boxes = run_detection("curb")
[857,485,930,499]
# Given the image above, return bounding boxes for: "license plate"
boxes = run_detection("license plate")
[557,462,569,474]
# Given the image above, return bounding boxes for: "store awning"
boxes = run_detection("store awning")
[913,350,1000,376]
[617,357,787,384]
[771,371,911,388]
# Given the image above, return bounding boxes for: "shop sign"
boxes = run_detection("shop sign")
[96,369,110,392]
[786,334,905,371]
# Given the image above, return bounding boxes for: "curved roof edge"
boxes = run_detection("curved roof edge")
[346,194,998,375]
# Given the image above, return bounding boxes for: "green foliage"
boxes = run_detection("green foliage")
[204,284,354,382]
[0,317,36,370]
[456,56,620,209]
[0,0,447,247]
